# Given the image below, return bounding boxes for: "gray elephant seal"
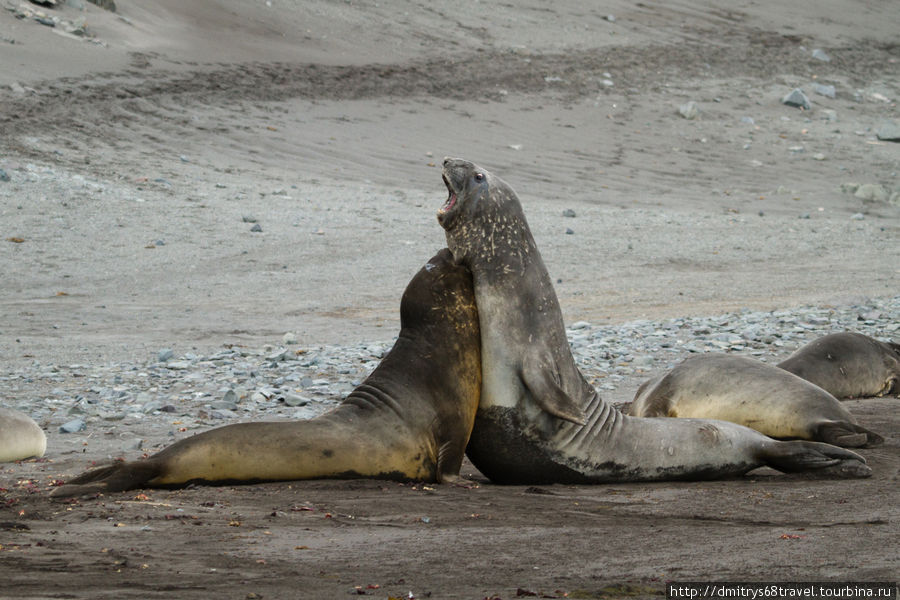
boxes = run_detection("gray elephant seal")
[0,408,46,463]
[629,354,883,448]
[438,158,869,483]
[778,332,900,399]
[52,249,481,497]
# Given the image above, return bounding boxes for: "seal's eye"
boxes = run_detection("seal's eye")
[475,173,485,182]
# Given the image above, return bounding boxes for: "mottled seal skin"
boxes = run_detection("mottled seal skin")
[438,158,870,483]
[0,408,46,463]
[52,250,481,497]
[629,354,883,448]
[778,332,900,399]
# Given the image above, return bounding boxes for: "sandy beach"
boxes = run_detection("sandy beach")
[1,1,898,598]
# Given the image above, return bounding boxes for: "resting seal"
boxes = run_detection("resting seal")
[52,249,480,496]
[778,332,900,399]
[629,354,883,448]
[438,158,869,483]
[0,408,46,463]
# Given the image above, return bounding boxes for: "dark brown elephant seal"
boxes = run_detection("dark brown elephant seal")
[438,158,869,483]
[629,354,883,448]
[52,249,481,497]
[0,408,46,463]
[778,332,900,399]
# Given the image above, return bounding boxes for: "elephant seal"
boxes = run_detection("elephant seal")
[0,408,46,463]
[52,249,481,497]
[778,332,900,399]
[438,158,869,483]
[629,354,883,448]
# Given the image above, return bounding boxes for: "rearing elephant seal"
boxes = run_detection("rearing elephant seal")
[438,158,869,483]
[628,354,883,448]
[0,408,46,463]
[778,332,900,399]
[52,249,481,497]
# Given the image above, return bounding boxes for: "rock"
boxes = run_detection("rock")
[840,182,860,195]
[811,48,831,62]
[250,223,263,233]
[158,348,174,362]
[851,213,865,221]
[282,332,297,345]
[121,438,143,452]
[678,101,699,120]
[281,393,310,407]
[222,389,238,404]
[210,409,237,419]
[242,215,257,223]
[813,83,836,99]
[0,168,9,182]
[740,116,755,125]
[59,419,86,434]
[876,121,900,142]
[142,400,164,413]
[821,109,837,122]
[854,184,890,203]
[86,0,116,10]
[782,89,811,110]
[562,209,577,218]
[565,228,574,235]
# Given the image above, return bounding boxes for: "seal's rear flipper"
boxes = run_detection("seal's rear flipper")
[761,441,871,478]
[815,421,884,448]
[50,460,162,498]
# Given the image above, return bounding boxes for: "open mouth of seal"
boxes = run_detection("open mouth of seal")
[439,174,457,215]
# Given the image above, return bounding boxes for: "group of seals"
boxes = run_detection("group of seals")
[52,158,886,496]
[52,249,480,496]
[437,158,870,482]
[0,408,46,463]
[629,354,883,448]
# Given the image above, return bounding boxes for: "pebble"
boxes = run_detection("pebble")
[59,419,86,434]
[876,121,900,142]
[562,209,577,218]
[813,83,836,99]
[158,348,174,362]
[782,89,811,110]
[4,298,896,438]
[811,48,831,62]
[854,184,890,203]
[678,101,699,120]
[0,168,9,182]
[250,223,263,233]
[282,332,298,345]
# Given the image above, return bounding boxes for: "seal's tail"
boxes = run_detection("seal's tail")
[760,441,871,479]
[50,460,162,498]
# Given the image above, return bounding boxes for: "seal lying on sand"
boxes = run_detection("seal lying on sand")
[437,158,870,483]
[778,332,900,399]
[629,354,883,448]
[0,408,46,463]
[52,249,481,497]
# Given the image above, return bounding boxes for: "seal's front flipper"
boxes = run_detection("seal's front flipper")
[760,440,871,478]
[521,352,585,425]
[815,421,884,448]
[435,439,467,484]
[51,460,163,498]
